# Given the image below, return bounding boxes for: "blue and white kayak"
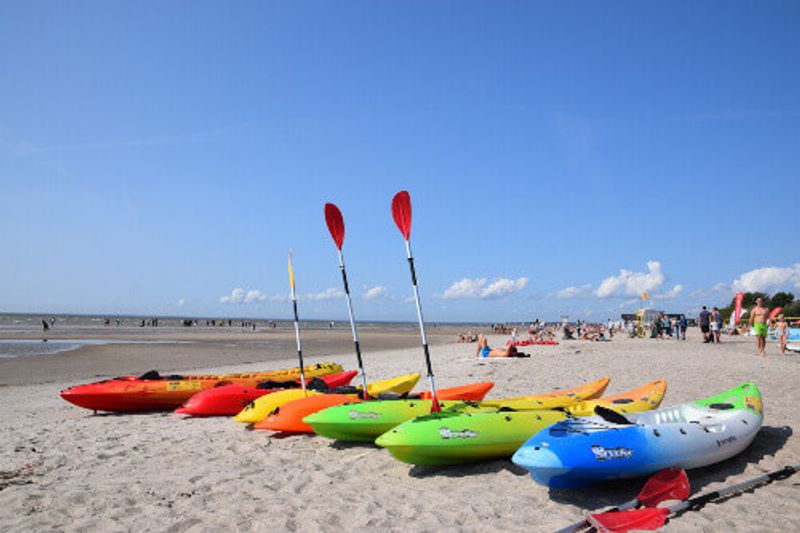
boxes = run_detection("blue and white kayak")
[512,383,763,488]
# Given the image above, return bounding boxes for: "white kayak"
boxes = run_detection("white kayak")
[512,383,763,488]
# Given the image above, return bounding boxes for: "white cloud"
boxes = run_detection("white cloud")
[555,284,593,299]
[554,261,679,301]
[440,277,528,300]
[595,261,666,298]
[244,290,266,303]
[220,288,245,304]
[306,287,344,301]
[712,283,730,293]
[731,264,800,293]
[363,286,388,300]
[270,294,288,303]
[481,278,529,299]
[176,298,185,306]
[653,284,683,300]
[220,288,266,304]
[441,278,486,299]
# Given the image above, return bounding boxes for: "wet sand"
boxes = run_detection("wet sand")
[0,326,462,387]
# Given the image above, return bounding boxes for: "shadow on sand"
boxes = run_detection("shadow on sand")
[328,440,380,451]
[408,459,528,479]
[548,425,793,511]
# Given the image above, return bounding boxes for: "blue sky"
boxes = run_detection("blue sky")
[1,1,798,322]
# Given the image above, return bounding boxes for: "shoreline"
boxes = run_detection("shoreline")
[0,327,463,387]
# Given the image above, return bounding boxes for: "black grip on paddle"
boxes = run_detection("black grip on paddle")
[408,257,418,286]
[688,491,719,510]
[771,465,798,481]
[292,300,299,321]
[340,266,350,294]
[353,339,364,368]
[297,349,305,371]
[422,343,434,377]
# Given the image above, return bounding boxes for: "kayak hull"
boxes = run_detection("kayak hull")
[307,377,609,442]
[258,382,494,433]
[512,383,763,488]
[234,373,421,424]
[60,363,343,413]
[174,370,358,416]
[375,379,666,465]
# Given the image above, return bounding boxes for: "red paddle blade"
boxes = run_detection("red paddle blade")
[391,190,412,240]
[638,467,691,507]
[324,203,345,250]
[588,508,669,532]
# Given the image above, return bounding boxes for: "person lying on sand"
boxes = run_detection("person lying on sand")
[475,334,525,358]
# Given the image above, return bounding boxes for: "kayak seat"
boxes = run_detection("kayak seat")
[708,403,735,410]
[594,406,633,425]
[377,392,402,400]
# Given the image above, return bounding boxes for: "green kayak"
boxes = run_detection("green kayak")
[304,377,611,442]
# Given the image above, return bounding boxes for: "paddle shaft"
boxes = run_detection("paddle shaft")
[337,249,369,396]
[666,464,800,515]
[290,281,307,393]
[404,239,438,400]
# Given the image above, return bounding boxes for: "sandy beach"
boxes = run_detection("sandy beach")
[0,329,797,532]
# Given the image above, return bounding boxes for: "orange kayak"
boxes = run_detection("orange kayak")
[174,370,358,417]
[60,362,343,412]
[253,381,494,433]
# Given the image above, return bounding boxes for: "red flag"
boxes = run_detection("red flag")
[733,292,744,323]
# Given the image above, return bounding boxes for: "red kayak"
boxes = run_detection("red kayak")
[60,362,343,413]
[174,370,358,416]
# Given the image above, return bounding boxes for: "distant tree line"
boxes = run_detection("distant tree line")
[720,291,798,322]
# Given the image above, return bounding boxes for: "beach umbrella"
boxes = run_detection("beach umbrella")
[324,203,369,398]
[588,464,800,532]
[287,251,307,395]
[391,190,440,412]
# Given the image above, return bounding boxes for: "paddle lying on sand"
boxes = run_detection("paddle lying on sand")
[324,202,369,398]
[588,464,800,532]
[555,468,690,533]
[287,251,307,396]
[391,190,440,413]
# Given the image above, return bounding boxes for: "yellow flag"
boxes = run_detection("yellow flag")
[288,251,295,290]
[641,292,648,301]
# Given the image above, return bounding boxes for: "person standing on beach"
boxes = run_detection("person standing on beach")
[698,306,711,343]
[710,307,722,343]
[775,314,789,355]
[748,297,770,356]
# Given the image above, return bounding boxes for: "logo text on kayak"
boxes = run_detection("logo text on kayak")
[348,410,380,420]
[591,445,633,461]
[439,428,478,440]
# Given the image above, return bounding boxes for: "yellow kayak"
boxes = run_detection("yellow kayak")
[234,372,420,423]
[462,376,610,412]
[376,379,667,465]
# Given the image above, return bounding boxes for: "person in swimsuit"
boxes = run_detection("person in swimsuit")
[475,334,519,358]
[775,314,789,355]
[748,297,771,356]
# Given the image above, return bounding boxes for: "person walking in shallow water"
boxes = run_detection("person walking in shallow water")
[748,297,770,356]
